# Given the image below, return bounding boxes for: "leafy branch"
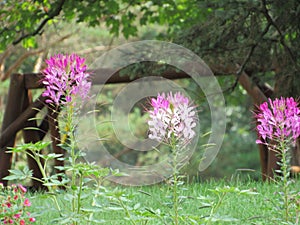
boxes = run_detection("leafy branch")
[231,21,272,92]
[261,0,296,65]
[12,0,66,46]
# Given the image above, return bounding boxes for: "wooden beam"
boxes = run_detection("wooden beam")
[24,61,236,89]
[24,68,193,89]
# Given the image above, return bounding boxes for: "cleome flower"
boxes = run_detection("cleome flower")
[41,53,91,106]
[147,91,197,145]
[255,97,300,145]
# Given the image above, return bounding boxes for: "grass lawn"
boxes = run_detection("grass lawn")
[29,178,299,224]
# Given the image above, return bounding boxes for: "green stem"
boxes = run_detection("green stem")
[28,151,61,212]
[26,151,47,186]
[173,154,179,225]
[71,141,77,215]
[279,140,290,222]
[34,155,48,189]
[77,174,83,214]
[88,180,100,225]
[207,192,227,225]
[170,139,179,225]
[118,197,137,225]
[65,104,78,215]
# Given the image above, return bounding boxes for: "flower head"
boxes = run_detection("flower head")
[41,53,91,105]
[23,198,31,207]
[148,92,197,145]
[255,97,300,144]
[14,214,21,219]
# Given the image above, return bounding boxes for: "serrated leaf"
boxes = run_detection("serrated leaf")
[4,167,33,181]
[44,153,64,159]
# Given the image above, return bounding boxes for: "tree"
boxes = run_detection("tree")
[0,1,144,79]
[171,0,300,179]
[0,0,201,48]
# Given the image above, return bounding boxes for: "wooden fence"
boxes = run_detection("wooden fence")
[0,65,280,188]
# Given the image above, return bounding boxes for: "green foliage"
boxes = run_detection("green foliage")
[3,138,124,224]
[173,0,299,97]
[27,179,300,224]
[0,0,203,51]
[4,167,33,181]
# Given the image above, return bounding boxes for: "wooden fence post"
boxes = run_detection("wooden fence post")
[22,90,47,190]
[47,105,65,184]
[0,74,26,186]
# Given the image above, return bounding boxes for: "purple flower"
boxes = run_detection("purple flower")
[41,53,91,105]
[147,92,197,145]
[255,97,300,144]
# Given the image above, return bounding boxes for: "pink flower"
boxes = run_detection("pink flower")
[14,213,21,219]
[1,184,35,225]
[6,202,12,208]
[24,198,31,207]
[255,97,300,144]
[18,184,27,194]
[151,93,170,115]
[41,53,91,106]
[148,92,197,144]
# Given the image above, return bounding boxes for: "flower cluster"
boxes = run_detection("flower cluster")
[255,97,300,145]
[0,183,36,224]
[148,92,197,145]
[41,53,91,105]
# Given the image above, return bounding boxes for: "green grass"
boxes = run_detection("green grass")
[28,178,299,225]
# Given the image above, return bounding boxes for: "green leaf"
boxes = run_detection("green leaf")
[22,36,37,48]
[40,153,64,160]
[106,206,123,211]
[4,167,33,181]
[80,207,103,213]
[87,218,106,224]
